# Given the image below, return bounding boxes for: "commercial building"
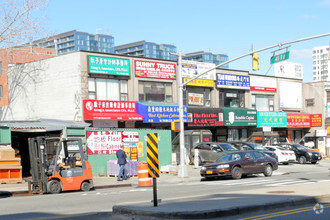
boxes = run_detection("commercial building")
[183,51,229,69]
[312,45,330,81]
[114,41,177,61]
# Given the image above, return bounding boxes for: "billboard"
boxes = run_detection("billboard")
[279,81,302,109]
[88,56,130,76]
[250,76,277,92]
[135,60,176,79]
[182,60,216,80]
[274,61,303,80]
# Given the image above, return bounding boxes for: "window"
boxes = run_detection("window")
[219,89,245,108]
[252,94,274,111]
[88,78,127,101]
[0,85,3,98]
[138,81,172,102]
[184,87,211,107]
[254,151,266,159]
[0,62,2,74]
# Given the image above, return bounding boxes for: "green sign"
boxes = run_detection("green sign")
[88,56,130,76]
[257,111,287,127]
[223,108,257,126]
[270,51,290,64]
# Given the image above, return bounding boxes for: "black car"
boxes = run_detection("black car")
[200,151,278,180]
[230,142,277,161]
[276,143,322,164]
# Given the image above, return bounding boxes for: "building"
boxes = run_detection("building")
[114,41,177,61]
[183,51,229,69]
[312,45,329,81]
[0,46,55,107]
[29,30,115,55]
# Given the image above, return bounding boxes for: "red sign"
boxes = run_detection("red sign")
[188,113,224,127]
[250,86,277,92]
[83,100,143,121]
[86,130,139,155]
[287,113,311,128]
[135,60,176,79]
[311,114,322,127]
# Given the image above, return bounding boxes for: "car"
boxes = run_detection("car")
[189,142,238,165]
[265,146,295,165]
[276,143,322,164]
[230,142,277,161]
[200,151,278,180]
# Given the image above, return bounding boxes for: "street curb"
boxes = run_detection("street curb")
[112,195,325,219]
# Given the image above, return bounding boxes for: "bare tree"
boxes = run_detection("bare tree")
[0,0,48,47]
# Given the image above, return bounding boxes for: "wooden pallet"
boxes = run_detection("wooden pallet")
[0,178,23,184]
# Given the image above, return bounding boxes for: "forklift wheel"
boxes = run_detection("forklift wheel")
[81,182,91,192]
[47,180,61,194]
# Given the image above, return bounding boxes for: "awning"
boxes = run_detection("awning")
[136,102,188,123]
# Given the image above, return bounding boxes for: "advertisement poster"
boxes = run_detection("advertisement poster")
[86,130,139,155]
[182,60,216,80]
[250,76,277,92]
[274,61,303,80]
[135,60,176,79]
[88,56,130,76]
[257,111,287,127]
[287,113,311,128]
[216,73,250,90]
[311,114,322,127]
[188,93,204,106]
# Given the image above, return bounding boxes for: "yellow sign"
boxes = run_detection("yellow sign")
[147,133,159,178]
[137,141,144,157]
[183,78,214,87]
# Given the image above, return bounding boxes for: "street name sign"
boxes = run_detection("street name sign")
[270,51,290,64]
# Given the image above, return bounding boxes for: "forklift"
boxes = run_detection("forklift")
[28,136,93,194]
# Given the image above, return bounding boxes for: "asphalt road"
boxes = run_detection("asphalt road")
[0,161,329,219]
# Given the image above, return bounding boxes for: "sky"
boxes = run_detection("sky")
[41,0,330,82]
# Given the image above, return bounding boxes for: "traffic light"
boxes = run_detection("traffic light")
[252,53,259,71]
[171,120,181,132]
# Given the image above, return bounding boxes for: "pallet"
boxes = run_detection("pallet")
[160,171,177,174]
[0,179,23,184]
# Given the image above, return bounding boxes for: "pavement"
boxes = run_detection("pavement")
[0,159,330,219]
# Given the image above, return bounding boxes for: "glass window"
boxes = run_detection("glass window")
[252,94,274,111]
[0,62,2,74]
[88,78,127,101]
[220,89,245,108]
[254,151,266,159]
[184,87,211,107]
[0,85,3,97]
[138,81,172,102]
[218,153,232,162]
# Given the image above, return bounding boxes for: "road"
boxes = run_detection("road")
[0,161,329,219]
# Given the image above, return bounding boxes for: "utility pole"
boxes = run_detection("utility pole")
[176,33,330,178]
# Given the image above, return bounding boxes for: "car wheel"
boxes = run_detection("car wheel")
[283,162,289,165]
[232,167,242,179]
[311,161,317,164]
[264,164,273,177]
[47,180,61,194]
[81,181,91,192]
[298,156,306,164]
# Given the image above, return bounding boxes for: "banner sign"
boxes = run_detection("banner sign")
[287,113,311,128]
[83,100,143,121]
[187,108,224,127]
[135,60,176,79]
[250,76,277,92]
[88,56,130,76]
[257,111,287,127]
[183,78,214,87]
[182,60,216,80]
[216,73,250,90]
[86,130,139,155]
[311,114,322,127]
[223,108,257,126]
[136,102,188,123]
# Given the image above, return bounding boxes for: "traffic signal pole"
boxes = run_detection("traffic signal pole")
[176,33,330,178]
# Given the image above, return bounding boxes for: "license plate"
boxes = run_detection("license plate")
[206,171,213,174]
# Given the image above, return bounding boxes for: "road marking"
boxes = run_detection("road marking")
[265,179,315,186]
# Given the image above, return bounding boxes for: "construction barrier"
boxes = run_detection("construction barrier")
[137,162,152,187]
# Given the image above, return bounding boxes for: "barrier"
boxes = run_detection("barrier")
[137,162,152,187]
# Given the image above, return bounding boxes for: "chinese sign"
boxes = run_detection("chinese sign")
[188,93,204,106]
[136,103,188,123]
[88,56,130,76]
[257,111,287,127]
[216,73,250,90]
[86,130,139,155]
[223,108,257,126]
[187,108,224,127]
[83,100,143,121]
[135,60,176,79]
[182,60,216,80]
[287,113,311,128]
[183,78,214,87]
[311,114,322,127]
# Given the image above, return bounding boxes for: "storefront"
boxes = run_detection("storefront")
[250,75,277,111]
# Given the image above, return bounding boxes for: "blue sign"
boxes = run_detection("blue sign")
[136,102,188,123]
[216,73,250,90]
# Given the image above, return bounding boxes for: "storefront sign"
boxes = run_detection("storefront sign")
[135,60,176,79]
[83,100,143,121]
[88,56,130,76]
[250,76,277,92]
[287,113,311,128]
[311,114,322,127]
[183,78,214,87]
[257,111,287,127]
[187,108,224,127]
[223,108,257,126]
[86,130,139,155]
[136,102,188,123]
[216,73,250,90]
[182,60,216,80]
[188,93,204,106]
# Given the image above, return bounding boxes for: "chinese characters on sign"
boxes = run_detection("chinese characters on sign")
[183,78,214,87]
[216,73,250,90]
[187,108,224,127]
[311,114,322,127]
[287,113,311,128]
[135,60,176,79]
[257,111,287,127]
[88,56,130,76]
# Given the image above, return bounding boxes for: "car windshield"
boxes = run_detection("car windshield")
[249,143,267,150]
[292,144,308,150]
[219,143,237,151]
[277,147,287,151]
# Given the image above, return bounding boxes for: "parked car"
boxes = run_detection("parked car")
[265,146,295,165]
[200,151,278,180]
[276,143,322,164]
[190,142,238,165]
[230,142,277,161]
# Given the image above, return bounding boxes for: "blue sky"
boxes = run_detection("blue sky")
[43,0,330,82]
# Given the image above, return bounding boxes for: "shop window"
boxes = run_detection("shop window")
[219,89,245,108]
[183,87,211,107]
[252,94,274,111]
[88,78,127,101]
[138,81,172,102]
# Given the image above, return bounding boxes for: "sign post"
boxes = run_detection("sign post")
[147,133,159,207]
